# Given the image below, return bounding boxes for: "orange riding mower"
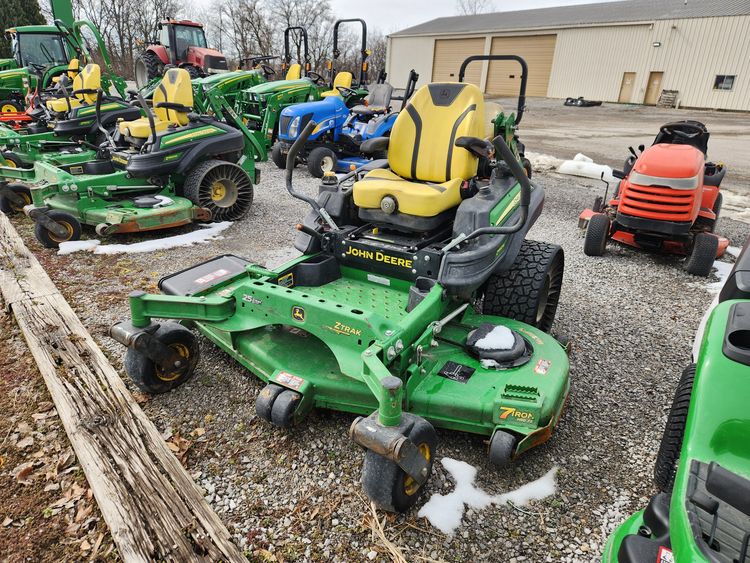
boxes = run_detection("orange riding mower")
[579,121,728,276]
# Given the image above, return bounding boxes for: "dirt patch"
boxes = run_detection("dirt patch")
[0,313,118,562]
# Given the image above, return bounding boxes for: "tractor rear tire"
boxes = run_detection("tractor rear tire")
[710,192,723,232]
[361,416,437,512]
[685,232,719,277]
[124,323,200,394]
[34,210,81,248]
[0,183,32,215]
[270,389,302,428]
[135,51,164,88]
[270,144,287,169]
[654,364,695,492]
[183,160,254,222]
[482,240,564,333]
[185,65,202,80]
[583,213,610,256]
[307,147,337,178]
[488,430,517,467]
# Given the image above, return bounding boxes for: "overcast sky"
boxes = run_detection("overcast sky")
[328,0,624,34]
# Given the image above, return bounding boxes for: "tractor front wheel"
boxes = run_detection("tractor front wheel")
[482,240,564,333]
[684,232,719,277]
[134,51,164,88]
[361,416,437,512]
[34,210,81,248]
[0,99,23,113]
[124,323,200,394]
[583,213,610,256]
[270,144,287,169]
[184,160,254,222]
[307,147,337,178]
[0,183,32,215]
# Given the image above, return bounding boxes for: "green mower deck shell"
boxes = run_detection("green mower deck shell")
[125,255,569,449]
[603,299,750,562]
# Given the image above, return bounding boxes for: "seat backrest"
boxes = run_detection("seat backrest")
[285,63,302,80]
[388,83,485,183]
[67,58,80,79]
[78,64,101,104]
[367,83,393,109]
[333,71,353,91]
[152,68,194,127]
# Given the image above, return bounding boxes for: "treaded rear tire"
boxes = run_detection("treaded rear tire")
[183,159,254,221]
[654,364,695,492]
[684,232,718,277]
[135,51,163,88]
[583,213,610,256]
[482,240,564,333]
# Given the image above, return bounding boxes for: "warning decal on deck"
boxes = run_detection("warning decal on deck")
[195,269,230,285]
[438,361,475,384]
[276,371,305,390]
[656,547,674,563]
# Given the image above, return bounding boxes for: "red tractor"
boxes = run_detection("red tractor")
[134,19,228,87]
[579,121,728,276]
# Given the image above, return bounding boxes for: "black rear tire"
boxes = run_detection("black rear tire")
[34,210,81,248]
[307,147,337,178]
[124,323,200,394]
[0,183,32,214]
[684,232,718,277]
[710,192,723,232]
[583,213,610,256]
[185,65,202,79]
[482,240,564,333]
[270,144,287,169]
[183,160,254,221]
[654,364,695,492]
[361,416,437,512]
[2,152,32,169]
[135,51,164,88]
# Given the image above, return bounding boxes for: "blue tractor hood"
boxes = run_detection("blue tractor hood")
[278,96,350,142]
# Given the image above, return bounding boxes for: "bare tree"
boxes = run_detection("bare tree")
[456,0,495,15]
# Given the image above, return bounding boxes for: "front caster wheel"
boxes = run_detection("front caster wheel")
[123,323,200,394]
[255,383,285,422]
[488,429,517,467]
[270,389,302,428]
[34,210,81,248]
[0,183,32,214]
[361,416,437,512]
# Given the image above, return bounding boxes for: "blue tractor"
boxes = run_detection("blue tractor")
[273,69,419,177]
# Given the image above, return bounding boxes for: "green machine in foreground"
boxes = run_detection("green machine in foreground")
[603,239,750,563]
[110,56,570,512]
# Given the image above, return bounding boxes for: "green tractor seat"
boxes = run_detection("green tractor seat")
[352,82,485,231]
[320,71,353,97]
[46,63,100,113]
[119,68,194,139]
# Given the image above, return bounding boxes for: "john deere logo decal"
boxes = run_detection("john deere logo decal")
[292,306,305,322]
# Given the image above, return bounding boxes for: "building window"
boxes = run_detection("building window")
[714,75,736,90]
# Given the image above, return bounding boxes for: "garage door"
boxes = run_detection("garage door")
[432,38,486,86]
[486,35,556,97]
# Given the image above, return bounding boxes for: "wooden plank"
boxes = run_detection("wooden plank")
[0,212,245,563]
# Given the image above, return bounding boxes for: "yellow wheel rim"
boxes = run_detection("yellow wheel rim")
[210,180,227,202]
[48,220,74,244]
[5,159,17,168]
[403,442,431,496]
[10,191,30,212]
[155,343,190,382]
[1,103,18,113]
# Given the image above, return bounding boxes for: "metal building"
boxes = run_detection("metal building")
[386,0,750,110]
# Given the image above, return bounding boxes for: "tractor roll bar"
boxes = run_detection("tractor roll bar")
[458,55,528,125]
[283,27,311,73]
[401,69,419,110]
[331,18,369,86]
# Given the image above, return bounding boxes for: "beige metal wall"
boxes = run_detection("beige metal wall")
[432,38,486,85]
[386,36,436,89]
[487,34,557,96]
[547,16,750,110]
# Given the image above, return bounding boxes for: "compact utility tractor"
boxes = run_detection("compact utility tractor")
[579,121,727,276]
[134,19,228,87]
[603,236,750,563]
[110,55,570,512]
[0,68,256,247]
[273,69,419,177]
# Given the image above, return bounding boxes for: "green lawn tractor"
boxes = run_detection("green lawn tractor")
[109,57,570,513]
[603,236,750,563]
[0,67,258,247]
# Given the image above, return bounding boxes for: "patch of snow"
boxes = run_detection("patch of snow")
[526,151,563,172]
[706,259,734,294]
[573,153,593,163]
[474,325,515,350]
[557,154,616,183]
[418,457,558,535]
[57,222,233,256]
[727,245,742,258]
[153,195,174,208]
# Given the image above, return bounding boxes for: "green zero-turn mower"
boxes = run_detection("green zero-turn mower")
[109,55,570,512]
[0,67,257,247]
[603,237,750,563]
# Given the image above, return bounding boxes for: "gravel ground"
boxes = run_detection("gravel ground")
[11,160,749,562]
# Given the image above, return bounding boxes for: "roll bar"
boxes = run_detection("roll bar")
[458,55,528,125]
[283,27,311,74]
[331,18,369,87]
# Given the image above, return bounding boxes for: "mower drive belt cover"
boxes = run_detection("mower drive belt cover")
[159,254,250,296]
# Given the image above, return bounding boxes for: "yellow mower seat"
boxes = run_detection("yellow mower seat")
[46,63,100,112]
[285,64,302,80]
[353,82,485,224]
[51,58,80,84]
[119,68,194,139]
[320,72,353,97]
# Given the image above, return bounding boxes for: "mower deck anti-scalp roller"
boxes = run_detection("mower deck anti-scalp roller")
[111,55,570,512]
